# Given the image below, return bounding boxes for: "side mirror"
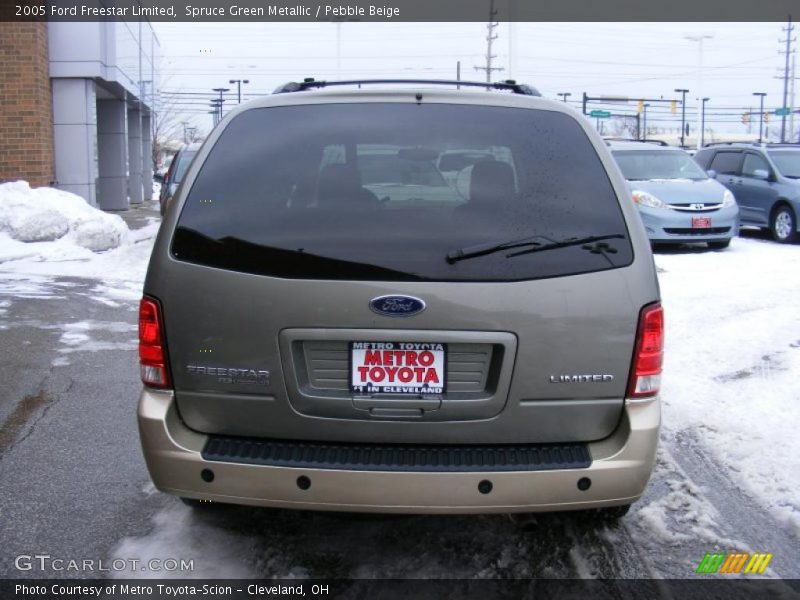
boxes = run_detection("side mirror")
[753,169,770,181]
[706,169,717,179]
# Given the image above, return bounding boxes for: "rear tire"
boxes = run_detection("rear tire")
[770,204,797,243]
[592,504,631,521]
[180,497,213,508]
[707,239,731,249]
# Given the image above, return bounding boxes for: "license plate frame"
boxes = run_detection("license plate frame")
[350,342,447,395]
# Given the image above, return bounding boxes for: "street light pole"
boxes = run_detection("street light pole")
[229,79,249,104]
[701,97,709,147]
[212,87,230,120]
[675,88,689,147]
[753,92,767,143]
[643,103,650,141]
[557,92,571,103]
[209,100,223,126]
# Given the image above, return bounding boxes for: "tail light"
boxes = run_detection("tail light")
[627,303,664,399]
[139,296,170,388]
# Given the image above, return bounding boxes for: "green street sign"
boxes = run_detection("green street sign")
[774,107,790,116]
[590,110,611,118]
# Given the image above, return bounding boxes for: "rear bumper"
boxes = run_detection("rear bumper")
[137,389,660,514]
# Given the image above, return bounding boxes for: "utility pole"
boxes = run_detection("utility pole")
[701,97,709,147]
[791,48,797,142]
[753,92,767,143]
[675,88,689,147]
[558,92,571,103]
[643,103,650,141]
[456,61,461,89]
[181,121,189,143]
[474,0,503,83]
[779,16,795,142]
[507,20,516,81]
[685,34,713,150]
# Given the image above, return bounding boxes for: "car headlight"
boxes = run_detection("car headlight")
[632,190,666,209]
[722,189,736,208]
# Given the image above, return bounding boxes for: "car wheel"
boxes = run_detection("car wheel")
[770,205,797,243]
[707,239,731,249]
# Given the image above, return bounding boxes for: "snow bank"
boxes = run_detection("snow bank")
[655,238,800,537]
[0,180,129,253]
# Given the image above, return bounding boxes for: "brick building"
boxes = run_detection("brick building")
[0,20,159,209]
[0,23,54,188]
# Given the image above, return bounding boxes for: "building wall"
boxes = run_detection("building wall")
[48,21,158,207]
[0,22,54,187]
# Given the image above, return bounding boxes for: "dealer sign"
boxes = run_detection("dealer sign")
[350,341,446,395]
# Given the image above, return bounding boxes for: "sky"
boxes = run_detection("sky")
[151,22,798,140]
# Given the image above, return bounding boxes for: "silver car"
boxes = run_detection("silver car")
[138,79,662,518]
[610,141,739,249]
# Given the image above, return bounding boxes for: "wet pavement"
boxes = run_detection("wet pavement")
[0,223,798,583]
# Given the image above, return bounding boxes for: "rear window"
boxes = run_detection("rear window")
[173,150,197,183]
[767,150,800,178]
[172,103,632,282]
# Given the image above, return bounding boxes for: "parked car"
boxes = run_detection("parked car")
[694,143,800,243]
[154,156,173,183]
[158,143,200,216]
[609,141,739,249]
[138,79,663,519]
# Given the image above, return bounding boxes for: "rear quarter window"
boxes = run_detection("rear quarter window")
[708,151,743,175]
[172,102,633,282]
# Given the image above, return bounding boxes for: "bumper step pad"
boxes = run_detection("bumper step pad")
[202,436,591,472]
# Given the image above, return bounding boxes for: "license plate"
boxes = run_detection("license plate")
[350,342,446,394]
[692,217,712,228]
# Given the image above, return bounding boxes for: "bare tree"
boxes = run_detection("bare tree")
[610,116,639,139]
[150,77,204,171]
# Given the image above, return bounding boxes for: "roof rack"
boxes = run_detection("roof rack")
[603,137,669,147]
[702,141,759,148]
[700,141,800,148]
[273,77,541,96]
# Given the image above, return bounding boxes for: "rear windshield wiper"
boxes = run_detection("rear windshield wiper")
[446,234,625,264]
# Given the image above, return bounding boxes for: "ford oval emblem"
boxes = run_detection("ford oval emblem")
[369,295,426,317]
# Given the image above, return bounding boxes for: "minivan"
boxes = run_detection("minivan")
[138,79,663,518]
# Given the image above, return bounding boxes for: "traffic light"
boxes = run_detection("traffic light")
[741,112,750,124]
[637,100,644,114]
[764,112,770,123]
[670,101,677,115]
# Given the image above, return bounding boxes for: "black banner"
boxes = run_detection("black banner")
[2,0,799,22]
[2,579,800,600]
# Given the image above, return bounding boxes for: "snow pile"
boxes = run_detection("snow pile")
[0,180,129,253]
